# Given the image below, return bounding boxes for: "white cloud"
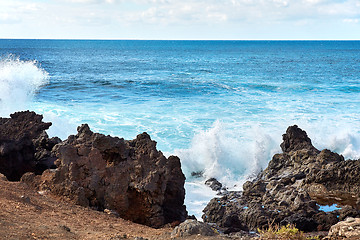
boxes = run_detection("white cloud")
[0,13,21,24]
[343,18,359,23]
[272,0,289,7]
[0,0,359,39]
[121,1,230,25]
[303,0,323,4]
[0,1,44,25]
[47,0,360,25]
[63,0,119,3]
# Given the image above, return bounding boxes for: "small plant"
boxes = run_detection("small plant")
[258,223,319,240]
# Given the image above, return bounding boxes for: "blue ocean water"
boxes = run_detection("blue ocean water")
[1,40,360,218]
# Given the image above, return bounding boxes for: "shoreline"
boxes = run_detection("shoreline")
[1,111,360,239]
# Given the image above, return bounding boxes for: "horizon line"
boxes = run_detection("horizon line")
[0,38,359,41]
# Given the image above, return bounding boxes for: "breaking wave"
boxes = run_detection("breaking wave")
[175,120,281,190]
[176,119,360,191]
[0,55,49,116]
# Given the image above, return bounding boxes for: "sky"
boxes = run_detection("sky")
[0,0,359,40]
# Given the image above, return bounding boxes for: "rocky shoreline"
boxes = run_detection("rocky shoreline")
[202,125,360,238]
[1,111,360,239]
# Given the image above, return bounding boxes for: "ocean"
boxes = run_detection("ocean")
[1,40,360,219]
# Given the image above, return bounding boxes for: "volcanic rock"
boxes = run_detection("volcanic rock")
[22,124,187,228]
[205,178,223,192]
[280,125,319,154]
[202,125,360,233]
[327,217,360,239]
[0,111,57,181]
[0,173,7,181]
[171,219,216,238]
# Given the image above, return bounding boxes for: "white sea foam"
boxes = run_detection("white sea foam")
[175,120,281,190]
[329,133,360,160]
[40,109,78,140]
[0,55,49,116]
[176,121,281,220]
[184,181,217,220]
[177,119,360,219]
[0,55,77,140]
[177,120,360,188]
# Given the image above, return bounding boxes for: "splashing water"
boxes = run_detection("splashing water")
[175,120,280,189]
[0,55,49,116]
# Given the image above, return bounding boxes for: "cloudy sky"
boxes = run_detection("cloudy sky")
[0,0,359,40]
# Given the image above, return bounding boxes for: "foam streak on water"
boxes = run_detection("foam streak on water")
[1,40,360,219]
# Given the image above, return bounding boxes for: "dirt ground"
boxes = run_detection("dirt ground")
[0,175,170,239]
[0,175,330,240]
[0,175,248,240]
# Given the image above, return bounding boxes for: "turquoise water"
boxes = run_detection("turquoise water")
[317,204,342,212]
[1,40,360,217]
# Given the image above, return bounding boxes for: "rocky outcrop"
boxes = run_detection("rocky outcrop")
[22,124,187,228]
[203,125,360,233]
[280,125,318,154]
[327,217,360,239]
[0,111,59,181]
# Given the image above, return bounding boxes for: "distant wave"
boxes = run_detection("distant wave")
[0,55,49,116]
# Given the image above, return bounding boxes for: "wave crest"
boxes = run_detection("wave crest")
[0,55,49,116]
[175,121,280,190]
[176,120,360,192]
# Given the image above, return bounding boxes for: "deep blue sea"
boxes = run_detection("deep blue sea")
[1,40,360,218]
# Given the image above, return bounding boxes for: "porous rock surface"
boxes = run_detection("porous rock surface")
[171,219,216,238]
[202,125,360,233]
[0,111,60,181]
[327,217,360,239]
[205,178,223,192]
[22,123,187,228]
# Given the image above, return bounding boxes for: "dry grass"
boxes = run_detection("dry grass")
[258,223,320,240]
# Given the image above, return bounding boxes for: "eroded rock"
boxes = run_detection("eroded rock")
[202,125,360,233]
[205,178,223,192]
[23,124,187,228]
[280,125,319,154]
[327,217,360,239]
[0,111,56,181]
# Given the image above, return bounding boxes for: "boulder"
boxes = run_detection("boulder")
[327,217,360,239]
[205,178,223,192]
[23,124,187,228]
[202,125,360,233]
[0,111,57,181]
[171,219,216,238]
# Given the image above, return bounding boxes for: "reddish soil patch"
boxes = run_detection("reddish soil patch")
[0,175,171,240]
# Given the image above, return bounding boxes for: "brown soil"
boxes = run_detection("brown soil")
[0,175,329,240]
[0,175,244,240]
[0,175,172,240]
